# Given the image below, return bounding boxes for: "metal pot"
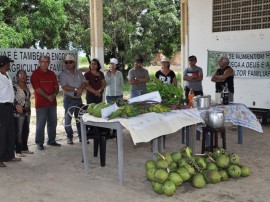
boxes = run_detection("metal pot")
[193,95,211,110]
[205,109,225,129]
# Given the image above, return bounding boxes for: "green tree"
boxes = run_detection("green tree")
[103,0,180,75]
[1,0,180,72]
[0,0,67,49]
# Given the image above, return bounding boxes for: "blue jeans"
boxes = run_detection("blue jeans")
[35,106,57,145]
[106,95,123,104]
[130,90,143,98]
[63,97,83,139]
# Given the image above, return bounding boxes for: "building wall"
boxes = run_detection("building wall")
[186,0,270,109]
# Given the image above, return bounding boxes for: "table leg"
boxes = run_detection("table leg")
[158,136,164,152]
[181,127,185,144]
[116,123,124,185]
[189,125,196,153]
[186,126,190,146]
[152,138,159,160]
[238,125,243,144]
[80,119,89,174]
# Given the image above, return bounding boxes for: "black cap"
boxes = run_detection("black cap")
[188,55,197,61]
[135,57,144,64]
[0,56,14,67]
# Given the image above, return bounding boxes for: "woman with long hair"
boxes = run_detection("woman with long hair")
[84,58,106,104]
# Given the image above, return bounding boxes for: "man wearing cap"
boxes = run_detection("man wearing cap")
[0,56,22,167]
[59,54,86,144]
[105,58,124,104]
[30,55,61,150]
[183,55,204,98]
[127,57,150,98]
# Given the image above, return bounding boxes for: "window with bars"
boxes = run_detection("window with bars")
[213,0,270,32]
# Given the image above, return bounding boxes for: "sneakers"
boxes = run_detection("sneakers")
[47,142,61,146]
[11,157,21,162]
[22,150,34,154]
[67,138,73,145]
[37,144,44,150]
[16,153,25,157]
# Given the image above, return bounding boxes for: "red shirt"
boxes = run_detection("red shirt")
[30,67,59,108]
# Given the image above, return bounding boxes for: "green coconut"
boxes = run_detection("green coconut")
[212,147,226,159]
[228,153,240,165]
[195,157,207,170]
[177,158,187,167]
[162,180,176,196]
[227,165,242,178]
[204,170,221,184]
[168,172,184,187]
[154,169,168,184]
[206,162,218,171]
[156,159,169,169]
[191,173,206,188]
[152,182,164,194]
[241,165,250,177]
[176,167,191,182]
[146,168,157,182]
[171,152,182,163]
[216,155,230,168]
[145,160,156,171]
[219,170,229,181]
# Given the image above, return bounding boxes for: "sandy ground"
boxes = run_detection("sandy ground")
[0,107,270,202]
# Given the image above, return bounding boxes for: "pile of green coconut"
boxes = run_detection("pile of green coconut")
[145,147,250,196]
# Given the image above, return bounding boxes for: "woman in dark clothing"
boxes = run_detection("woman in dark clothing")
[84,58,106,104]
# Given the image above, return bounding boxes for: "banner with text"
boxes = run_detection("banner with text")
[207,50,270,78]
[0,48,78,84]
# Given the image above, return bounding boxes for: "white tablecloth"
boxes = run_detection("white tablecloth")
[82,109,203,145]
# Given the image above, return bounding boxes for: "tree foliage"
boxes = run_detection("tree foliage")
[0,0,180,72]
[103,0,180,74]
[0,0,67,48]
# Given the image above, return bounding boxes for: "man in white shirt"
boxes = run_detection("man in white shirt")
[0,56,21,167]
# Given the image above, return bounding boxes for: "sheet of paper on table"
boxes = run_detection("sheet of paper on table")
[101,103,119,119]
[128,91,162,104]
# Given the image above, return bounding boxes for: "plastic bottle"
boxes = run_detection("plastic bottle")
[188,88,194,107]
[222,83,229,105]
[215,89,221,104]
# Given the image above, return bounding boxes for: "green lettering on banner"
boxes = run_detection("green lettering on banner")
[207,50,270,79]
[0,48,78,83]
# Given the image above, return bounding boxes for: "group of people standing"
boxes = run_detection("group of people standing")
[183,55,234,102]
[0,53,234,168]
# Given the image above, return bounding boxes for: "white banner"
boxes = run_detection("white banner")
[207,50,270,79]
[0,48,78,84]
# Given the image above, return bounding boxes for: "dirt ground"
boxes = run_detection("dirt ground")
[0,107,270,202]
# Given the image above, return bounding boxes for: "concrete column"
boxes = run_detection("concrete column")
[90,0,104,67]
[181,0,189,91]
